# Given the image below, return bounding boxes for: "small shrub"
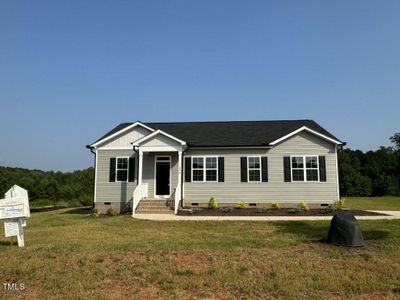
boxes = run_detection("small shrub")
[91,208,99,217]
[235,201,248,209]
[107,207,118,216]
[323,205,335,214]
[298,201,310,211]
[289,208,301,214]
[208,197,218,209]
[334,198,345,210]
[190,208,203,214]
[271,202,280,210]
[222,206,233,213]
[259,207,270,213]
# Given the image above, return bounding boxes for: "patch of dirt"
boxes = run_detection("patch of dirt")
[168,249,214,271]
[178,208,387,217]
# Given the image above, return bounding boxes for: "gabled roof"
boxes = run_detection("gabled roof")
[87,119,344,148]
[132,129,187,146]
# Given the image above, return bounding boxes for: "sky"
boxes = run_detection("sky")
[0,1,399,172]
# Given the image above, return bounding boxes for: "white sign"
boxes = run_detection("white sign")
[4,220,20,237]
[0,203,25,219]
[1,185,30,247]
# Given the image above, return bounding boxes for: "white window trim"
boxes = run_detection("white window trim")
[191,156,218,182]
[247,156,262,182]
[116,157,129,182]
[290,155,320,182]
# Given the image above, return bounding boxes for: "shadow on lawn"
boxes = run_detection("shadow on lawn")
[273,221,390,242]
[62,207,92,215]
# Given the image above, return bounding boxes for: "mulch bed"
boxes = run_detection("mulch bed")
[177,208,387,217]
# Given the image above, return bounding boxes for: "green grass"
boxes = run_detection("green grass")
[1,208,400,299]
[346,196,400,210]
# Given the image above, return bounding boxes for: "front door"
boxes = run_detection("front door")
[155,157,170,197]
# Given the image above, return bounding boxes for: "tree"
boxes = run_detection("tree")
[390,132,400,151]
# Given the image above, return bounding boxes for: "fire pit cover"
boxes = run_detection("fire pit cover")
[327,212,365,247]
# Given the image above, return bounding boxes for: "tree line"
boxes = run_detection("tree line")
[0,133,398,205]
[0,166,94,205]
[339,133,400,197]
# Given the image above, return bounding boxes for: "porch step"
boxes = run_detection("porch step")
[135,199,173,214]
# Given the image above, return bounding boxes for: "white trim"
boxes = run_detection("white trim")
[139,145,184,152]
[90,122,155,148]
[115,157,129,182]
[290,155,320,182]
[191,156,218,182]
[154,155,171,198]
[96,147,134,150]
[269,126,342,146]
[188,146,273,149]
[335,146,340,200]
[94,149,98,202]
[133,129,186,146]
[247,156,262,182]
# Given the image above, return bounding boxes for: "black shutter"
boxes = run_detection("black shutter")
[283,156,291,182]
[128,157,135,182]
[319,156,327,182]
[218,157,224,182]
[185,157,191,182]
[261,157,268,182]
[240,157,247,182]
[109,158,116,182]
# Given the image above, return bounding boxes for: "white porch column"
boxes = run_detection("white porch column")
[177,151,182,198]
[138,150,143,185]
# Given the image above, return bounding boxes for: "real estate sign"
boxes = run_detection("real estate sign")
[0,185,30,247]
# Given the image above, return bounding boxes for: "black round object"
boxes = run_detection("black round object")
[327,211,365,247]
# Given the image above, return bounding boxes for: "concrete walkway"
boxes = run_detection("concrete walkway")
[133,211,400,221]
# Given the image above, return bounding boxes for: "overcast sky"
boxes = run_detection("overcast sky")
[0,1,399,171]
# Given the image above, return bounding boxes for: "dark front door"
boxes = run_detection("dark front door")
[156,161,170,196]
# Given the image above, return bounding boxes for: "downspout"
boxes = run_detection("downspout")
[88,146,96,209]
[180,145,189,209]
[132,144,139,186]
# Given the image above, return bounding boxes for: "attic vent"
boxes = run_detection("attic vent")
[249,203,257,207]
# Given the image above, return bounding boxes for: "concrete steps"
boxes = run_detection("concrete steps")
[135,199,173,214]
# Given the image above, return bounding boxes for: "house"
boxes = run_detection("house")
[86,120,344,215]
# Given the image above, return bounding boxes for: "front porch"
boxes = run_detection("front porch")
[131,129,186,215]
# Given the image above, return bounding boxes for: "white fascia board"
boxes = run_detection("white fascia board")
[132,129,187,146]
[269,126,342,146]
[90,122,155,148]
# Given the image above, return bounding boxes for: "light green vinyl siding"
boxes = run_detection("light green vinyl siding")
[183,131,338,204]
[95,149,137,203]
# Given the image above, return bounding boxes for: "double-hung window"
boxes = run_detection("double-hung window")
[116,157,128,182]
[247,156,261,182]
[192,157,218,182]
[291,155,319,182]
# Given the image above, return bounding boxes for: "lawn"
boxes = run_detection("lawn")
[345,196,400,211]
[1,208,400,299]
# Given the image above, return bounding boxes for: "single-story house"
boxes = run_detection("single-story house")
[86,120,345,215]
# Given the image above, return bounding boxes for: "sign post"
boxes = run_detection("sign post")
[0,185,30,247]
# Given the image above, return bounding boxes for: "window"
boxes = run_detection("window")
[192,157,218,182]
[116,157,128,182]
[291,155,319,182]
[247,156,261,182]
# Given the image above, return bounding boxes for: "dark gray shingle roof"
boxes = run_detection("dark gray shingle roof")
[90,120,343,147]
